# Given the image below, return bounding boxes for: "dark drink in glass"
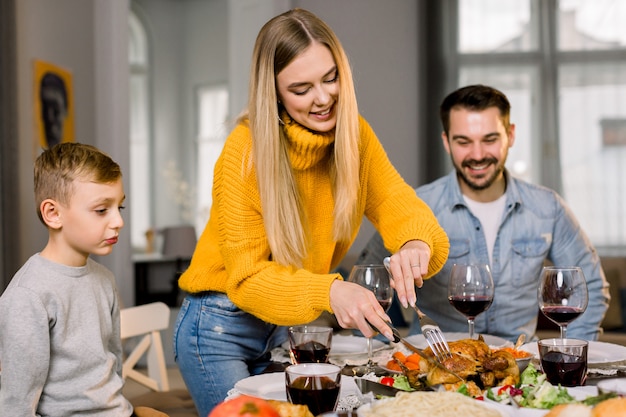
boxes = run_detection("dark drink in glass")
[538,266,588,339]
[447,264,494,339]
[286,375,340,416]
[288,326,333,364]
[291,341,331,364]
[378,299,392,311]
[540,351,587,386]
[285,363,342,416]
[538,338,588,387]
[448,295,493,318]
[540,306,584,326]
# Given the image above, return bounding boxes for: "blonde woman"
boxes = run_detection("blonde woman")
[173,8,449,415]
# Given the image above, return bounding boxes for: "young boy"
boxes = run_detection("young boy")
[0,143,134,416]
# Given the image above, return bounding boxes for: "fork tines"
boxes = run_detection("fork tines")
[423,327,453,362]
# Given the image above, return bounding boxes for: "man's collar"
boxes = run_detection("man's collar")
[445,169,522,211]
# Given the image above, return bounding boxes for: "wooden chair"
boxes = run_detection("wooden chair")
[120,302,171,392]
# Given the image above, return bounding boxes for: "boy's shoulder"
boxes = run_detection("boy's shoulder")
[4,254,113,294]
[4,254,47,289]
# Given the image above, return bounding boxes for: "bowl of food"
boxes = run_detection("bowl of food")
[494,346,534,373]
[515,356,533,373]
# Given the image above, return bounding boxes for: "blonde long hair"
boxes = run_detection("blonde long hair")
[240,8,360,267]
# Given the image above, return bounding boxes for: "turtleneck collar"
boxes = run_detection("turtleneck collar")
[281,112,335,170]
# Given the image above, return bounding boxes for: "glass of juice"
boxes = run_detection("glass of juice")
[538,338,588,386]
[288,326,333,364]
[285,363,341,416]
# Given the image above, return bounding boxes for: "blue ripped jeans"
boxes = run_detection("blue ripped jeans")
[172,292,288,417]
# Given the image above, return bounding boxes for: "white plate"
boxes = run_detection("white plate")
[403,332,511,349]
[234,371,361,401]
[519,340,626,365]
[484,385,597,417]
[282,335,387,357]
[597,377,626,395]
[330,335,386,356]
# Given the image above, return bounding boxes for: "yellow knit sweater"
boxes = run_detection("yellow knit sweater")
[178,115,449,325]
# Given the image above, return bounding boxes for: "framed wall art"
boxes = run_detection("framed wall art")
[33,60,75,149]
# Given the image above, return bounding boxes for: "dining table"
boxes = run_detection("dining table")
[227,332,626,417]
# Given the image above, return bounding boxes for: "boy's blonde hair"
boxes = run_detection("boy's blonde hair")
[241,8,360,267]
[34,142,122,224]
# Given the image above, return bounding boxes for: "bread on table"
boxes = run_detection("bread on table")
[543,403,591,417]
[267,400,314,417]
[543,397,626,417]
[592,397,626,416]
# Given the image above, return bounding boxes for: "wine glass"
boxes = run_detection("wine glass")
[348,264,393,373]
[447,263,494,339]
[538,266,588,339]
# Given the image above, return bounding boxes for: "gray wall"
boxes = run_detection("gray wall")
[298,0,427,266]
[133,0,232,228]
[0,0,19,289]
[13,0,133,303]
[136,0,429,269]
[4,0,433,303]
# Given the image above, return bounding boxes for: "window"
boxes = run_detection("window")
[194,84,229,233]
[129,11,151,250]
[128,9,229,251]
[450,0,626,250]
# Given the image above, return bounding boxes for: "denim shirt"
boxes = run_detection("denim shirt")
[358,170,610,342]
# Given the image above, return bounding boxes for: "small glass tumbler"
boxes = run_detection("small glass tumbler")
[538,338,588,387]
[288,325,333,364]
[285,363,342,416]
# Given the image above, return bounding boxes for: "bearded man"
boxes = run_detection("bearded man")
[356,84,609,343]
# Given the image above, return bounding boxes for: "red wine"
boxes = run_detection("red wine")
[286,376,340,416]
[378,300,391,311]
[540,351,587,386]
[291,341,330,363]
[541,306,584,325]
[448,295,493,318]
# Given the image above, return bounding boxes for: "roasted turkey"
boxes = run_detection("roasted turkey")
[418,335,520,390]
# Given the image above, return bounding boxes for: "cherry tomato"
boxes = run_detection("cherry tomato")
[497,385,513,395]
[380,377,395,387]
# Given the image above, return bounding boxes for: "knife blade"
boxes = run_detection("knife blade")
[365,318,463,383]
[354,378,404,397]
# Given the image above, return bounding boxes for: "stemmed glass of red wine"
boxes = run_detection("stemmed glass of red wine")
[538,266,588,339]
[348,264,393,373]
[448,263,495,339]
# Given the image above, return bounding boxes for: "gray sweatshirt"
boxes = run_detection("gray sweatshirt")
[0,254,133,416]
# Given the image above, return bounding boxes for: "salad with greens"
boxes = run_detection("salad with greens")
[377,374,414,392]
[486,362,615,409]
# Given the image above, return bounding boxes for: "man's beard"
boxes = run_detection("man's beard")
[454,157,504,191]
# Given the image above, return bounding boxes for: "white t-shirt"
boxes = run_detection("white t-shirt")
[463,194,507,266]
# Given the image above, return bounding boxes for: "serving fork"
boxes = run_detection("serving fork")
[383,257,452,363]
[411,305,453,362]
[385,321,463,383]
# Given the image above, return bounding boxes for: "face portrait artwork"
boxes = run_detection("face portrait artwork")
[40,73,68,148]
[34,60,75,149]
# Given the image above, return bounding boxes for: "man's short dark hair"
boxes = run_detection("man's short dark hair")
[440,84,511,136]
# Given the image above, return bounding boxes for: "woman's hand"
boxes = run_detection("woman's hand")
[387,240,430,308]
[329,280,393,340]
